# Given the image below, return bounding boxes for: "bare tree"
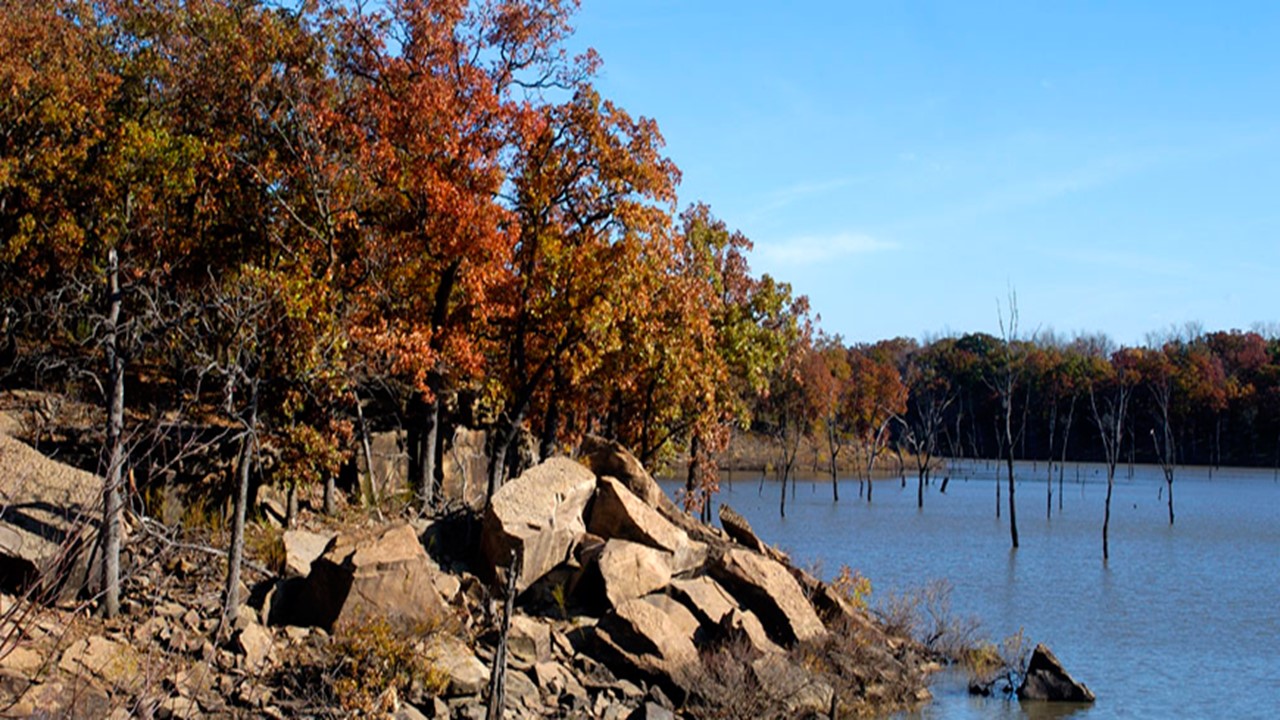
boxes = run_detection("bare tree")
[1086,342,1134,562]
[991,291,1031,549]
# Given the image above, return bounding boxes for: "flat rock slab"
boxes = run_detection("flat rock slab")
[0,431,101,600]
[598,540,674,609]
[58,635,145,693]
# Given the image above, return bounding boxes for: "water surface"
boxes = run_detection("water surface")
[664,461,1280,719]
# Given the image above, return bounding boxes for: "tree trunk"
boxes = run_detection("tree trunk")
[828,424,840,502]
[356,394,378,509]
[540,368,565,462]
[223,378,258,628]
[1059,398,1075,512]
[1006,452,1019,548]
[686,433,701,513]
[285,483,297,528]
[916,467,924,508]
[488,404,528,503]
[1103,466,1114,561]
[486,550,521,720]
[421,392,440,513]
[1005,398,1019,549]
[323,474,336,515]
[1046,402,1057,519]
[101,250,125,619]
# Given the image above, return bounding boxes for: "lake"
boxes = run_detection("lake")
[664,460,1280,719]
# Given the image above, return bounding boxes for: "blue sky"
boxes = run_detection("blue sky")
[567,2,1280,345]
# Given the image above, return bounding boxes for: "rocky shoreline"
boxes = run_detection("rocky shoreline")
[0,422,939,719]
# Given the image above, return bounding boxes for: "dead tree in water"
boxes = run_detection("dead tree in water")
[1087,346,1135,562]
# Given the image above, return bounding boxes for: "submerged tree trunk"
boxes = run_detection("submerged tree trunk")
[223,378,259,629]
[1103,465,1114,561]
[1059,397,1076,512]
[101,250,125,619]
[1046,402,1057,519]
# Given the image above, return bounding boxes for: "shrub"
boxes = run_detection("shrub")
[874,579,981,658]
[831,565,872,611]
[330,616,447,716]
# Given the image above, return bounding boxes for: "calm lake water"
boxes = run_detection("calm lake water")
[663,460,1280,719]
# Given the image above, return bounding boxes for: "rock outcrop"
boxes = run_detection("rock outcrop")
[0,423,934,720]
[1017,643,1096,702]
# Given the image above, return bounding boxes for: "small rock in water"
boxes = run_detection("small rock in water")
[1016,643,1096,702]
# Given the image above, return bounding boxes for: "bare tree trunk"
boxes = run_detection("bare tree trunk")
[828,423,840,503]
[223,378,258,628]
[285,484,297,528]
[1103,466,1114,561]
[486,550,521,720]
[540,370,563,461]
[101,250,125,619]
[1059,397,1075,512]
[686,433,701,514]
[356,394,379,510]
[323,474,336,515]
[1046,402,1057,519]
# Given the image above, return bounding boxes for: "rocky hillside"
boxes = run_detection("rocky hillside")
[1,421,938,719]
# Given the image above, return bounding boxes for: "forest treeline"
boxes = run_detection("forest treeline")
[3,0,1277,612]
[833,326,1280,472]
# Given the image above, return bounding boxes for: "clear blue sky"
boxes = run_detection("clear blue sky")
[567,2,1280,345]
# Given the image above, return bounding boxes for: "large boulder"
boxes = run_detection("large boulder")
[597,540,673,609]
[1017,644,1095,702]
[593,594,701,701]
[588,477,706,574]
[288,523,450,632]
[578,435,665,508]
[480,458,596,593]
[0,431,101,601]
[579,435,728,549]
[709,547,826,647]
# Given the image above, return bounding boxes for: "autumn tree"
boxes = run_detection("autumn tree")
[491,85,680,496]
[331,0,591,511]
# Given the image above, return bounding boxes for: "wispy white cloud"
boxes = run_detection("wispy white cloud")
[743,176,865,221]
[754,231,898,267]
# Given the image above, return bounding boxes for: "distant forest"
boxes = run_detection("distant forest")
[808,326,1280,475]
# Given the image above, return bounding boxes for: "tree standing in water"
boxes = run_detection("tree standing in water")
[1086,341,1137,561]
